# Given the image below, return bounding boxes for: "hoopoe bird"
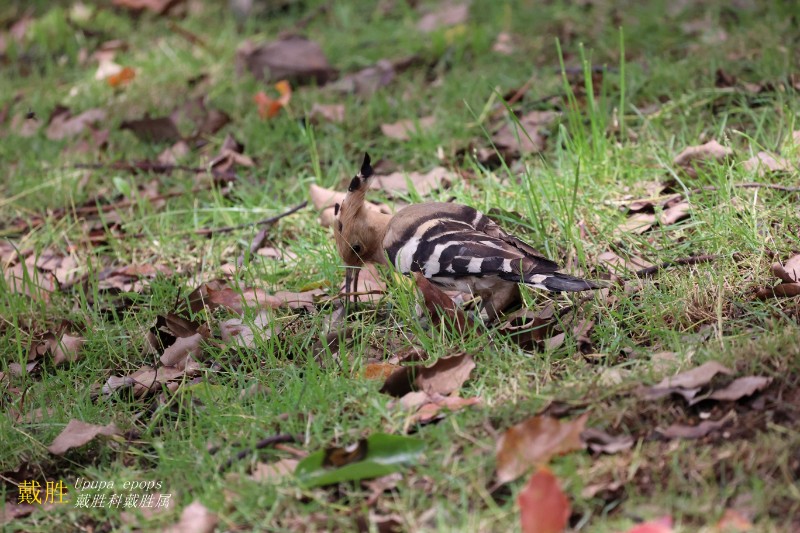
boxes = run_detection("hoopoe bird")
[333,153,599,318]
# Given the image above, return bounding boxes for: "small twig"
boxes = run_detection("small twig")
[73,161,237,180]
[167,21,211,51]
[233,202,308,265]
[633,254,723,278]
[194,201,307,238]
[219,433,298,472]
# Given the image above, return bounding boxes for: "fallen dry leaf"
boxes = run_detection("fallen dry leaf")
[112,0,184,15]
[706,376,772,402]
[48,419,120,455]
[493,111,558,156]
[414,272,471,332]
[107,66,136,87]
[622,517,674,533]
[742,151,793,175]
[400,392,482,426]
[236,35,334,86]
[492,32,515,55]
[121,115,182,143]
[46,106,107,140]
[51,333,85,365]
[370,167,451,196]
[714,508,753,531]
[656,410,734,439]
[495,414,588,484]
[309,183,391,228]
[596,251,654,277]
[160,332,205,367]
[163,501,218,533]
[673,140,733,178]
[641,361,733,400]
[415,352,475,396]
[309,103,345,123]
[327,56,418,96]
[772,254,800,283]
[518,467,570,533]
[581,428,634,454]
[381,116,436,140]
[254,80,292,119]
[250,458,299,483]
[220,311,275,350]
[417,1,469,33]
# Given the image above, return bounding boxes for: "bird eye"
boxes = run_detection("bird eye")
[352,244,362,255]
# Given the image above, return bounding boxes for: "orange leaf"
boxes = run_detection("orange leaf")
[107,66,136,87]
[518,467,570,533]
[254,80,292,119]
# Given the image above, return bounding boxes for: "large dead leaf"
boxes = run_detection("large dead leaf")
[399,391,482,427]
[160,332,205,367]
[163,501,218,533]
[370,167,450,196]
[47,419,120,455]
[220,311,275,350]
[46,106,107,140]
[415,352,475,395]
[656,411,734,440]
[414,272,471,332]
[309,103,345,124]
[381,116,436,140]
[706,376,772,402]
[328,56,418,96]
[112,0,185,15]
[493,111,558,156]
[742,151,792,175]
[250,458,299,483]
[236,36,334,86]
[495,414,588,484]
[121,115,182,143]
[518,467,570,533]
[673,140,732,178]
[772,254,800,283]
[417,1,469,33]
[641,361,734,400]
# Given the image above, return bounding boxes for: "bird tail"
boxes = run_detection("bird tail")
[537,272,600,292]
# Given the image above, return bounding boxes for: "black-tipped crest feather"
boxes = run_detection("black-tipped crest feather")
[361,153,373,178]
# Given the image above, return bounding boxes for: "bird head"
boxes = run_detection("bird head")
[333,153,392,267]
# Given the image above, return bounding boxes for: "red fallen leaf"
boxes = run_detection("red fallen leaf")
[107,66,136,87]
[495,414,588,484]
[47,419,120,455]
[518,467,570,533]
[622,516,673,533]
[254,80,292,119]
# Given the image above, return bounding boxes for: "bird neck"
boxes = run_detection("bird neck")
[364,209,393,265]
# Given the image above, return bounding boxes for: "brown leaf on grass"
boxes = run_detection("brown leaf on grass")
[160,332,205,367]
[518,467,570,533]
[274,288,326,311]
[309,184,391,228]
[121,115,182,143]
[400,392,482,426]
[158,140,191,165]
[112,0,185,15]
[107,66,136,87]
[742,151,793,175]
[51,334,85,365]
[622,517,673,533]
[250,458,299,483]
[618,198,690,234]
[498,304,558,351]
[29,248,80,286]
[220,311,276,350]
[641,361,733,400]
[340,263,386,303]
[673,140,733,178]
[236,35,335,86]
[370,167,450,196]
[493,111,558,156]
[309,103,345,123]
[45,106,107,140]
[413,272,471,332]
[206,284,280,314]
[715,509,753,531]
[618,212,657,235]
[495,414,588,484]
[596,251,654,278]
[415,352,475,396]
[103,364,195,397]
[254,80,292,119]
[755,282,800,299]
[706,376,772,402]
[656,411,735,440]
[328,56,418,96]
[163,501,218,533]
[364,362,401,381]
[381,116,436,140]
[581,428,634,454]
[417,1,469,33]
[47,419,120,455]
[771,254,800,283]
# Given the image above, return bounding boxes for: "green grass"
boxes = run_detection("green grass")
[2,0,800,531]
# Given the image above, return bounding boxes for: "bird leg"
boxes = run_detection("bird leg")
[344,266,361,314]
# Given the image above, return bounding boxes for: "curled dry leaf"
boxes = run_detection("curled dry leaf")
[413,272,472,332]
[673,140,733,178]
[518,467,570,533]
[309,103,345,123]
[381,116,436,140]
[493,111,558,156]
[47,419,121,455]
[163,501,218,533]
[415,352,475,396]
[254,80,292,119]
[706,376,772,402]
[771,254,800,283]
[495,414,588,484]
[742,151,792,175]
[417,1,469,33]
[370,167,451,196]
[581,428,634,454]
[656,410,735,440]
[641,361,733,400]
[236,35,335,86]
[51,333,85,365]
[46,106,107,141]
[400,392,482,426]
[250,458,299,483]
[160,332,205,367]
